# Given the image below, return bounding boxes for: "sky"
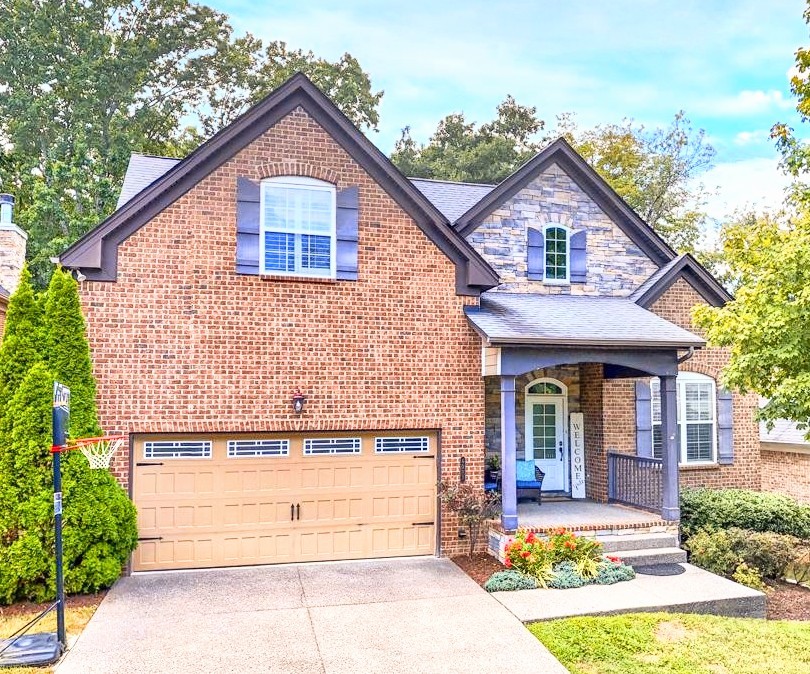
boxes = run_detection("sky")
[214,0,809,222]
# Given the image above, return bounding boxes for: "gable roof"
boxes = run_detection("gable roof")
[465,292,705,348]
[410,178,494,223]
[0,283,9,300]
[454,137,676,266]
[760,418,810,446]
[116,155,180,209]
[630,253,733,308]
[59,73,499,295]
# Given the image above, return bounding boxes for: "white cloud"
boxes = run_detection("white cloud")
[732,129,771,146]
[700,90,794,117]
[699,157,790,221]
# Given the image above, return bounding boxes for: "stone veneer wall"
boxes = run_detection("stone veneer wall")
[466,162,658,296]
[484,365,581,460]
[0,223,27,340]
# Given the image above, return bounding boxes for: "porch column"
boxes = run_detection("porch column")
[500,375,518,530]
[659,374,680,521]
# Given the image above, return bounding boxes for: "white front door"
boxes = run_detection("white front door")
[526,396,567,491]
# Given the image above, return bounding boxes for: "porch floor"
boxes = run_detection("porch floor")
[515,499,666,531]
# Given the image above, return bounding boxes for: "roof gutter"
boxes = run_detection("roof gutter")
[483,337,706,349]
[677,346,696,364]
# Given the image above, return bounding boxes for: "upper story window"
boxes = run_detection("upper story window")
[544,226,569,282]
[651,372,717,464]
[260,177,336,278]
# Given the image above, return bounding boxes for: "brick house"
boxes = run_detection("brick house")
[59,74,758,571]
[0,194,27,338]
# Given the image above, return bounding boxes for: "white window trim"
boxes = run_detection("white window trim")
[543,224,571,285]
[259,176,337,279]
[651,372,718,465]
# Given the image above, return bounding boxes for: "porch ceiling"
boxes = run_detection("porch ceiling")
[465,292,705,349]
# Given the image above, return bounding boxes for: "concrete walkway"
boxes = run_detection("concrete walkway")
[492,563,766,622]
[56,557,568,674]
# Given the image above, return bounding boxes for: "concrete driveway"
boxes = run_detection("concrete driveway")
[56,557,567,674]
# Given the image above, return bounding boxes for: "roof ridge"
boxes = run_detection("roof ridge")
[409,177,496,188]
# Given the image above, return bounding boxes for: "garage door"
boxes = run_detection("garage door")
[133,431,437,571]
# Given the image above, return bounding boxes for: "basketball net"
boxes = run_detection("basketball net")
[65,435,126,470]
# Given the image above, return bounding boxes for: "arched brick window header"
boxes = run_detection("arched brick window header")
[258,160,339,185]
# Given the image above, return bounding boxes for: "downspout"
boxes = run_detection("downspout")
[677,347,695,364]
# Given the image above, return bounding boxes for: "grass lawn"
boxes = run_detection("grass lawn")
[0,600,102,674]
[530,612,810,674]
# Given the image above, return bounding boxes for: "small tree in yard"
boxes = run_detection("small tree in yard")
[0,270,137,605]
[440,482,501,557]
[42,268,101,438]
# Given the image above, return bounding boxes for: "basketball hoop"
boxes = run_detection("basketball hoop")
[65,435,126,470]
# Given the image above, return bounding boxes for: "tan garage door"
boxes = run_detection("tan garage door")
[133,432,437,571]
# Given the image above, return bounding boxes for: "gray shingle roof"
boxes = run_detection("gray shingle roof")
[760,419,810,445]
[629,254,687,303]
[116,154,180,208]
[465,292,706,348]
[0,283,9,299]
[408,178,495,223]
[115,156,494,224]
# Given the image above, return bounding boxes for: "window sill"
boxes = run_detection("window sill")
[260,275,338,285]
[679,462,719,471]
[542,280,570,286]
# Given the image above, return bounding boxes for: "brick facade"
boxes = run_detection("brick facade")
[466,162,658,295]
[79,107,485,555]
[761,447,810,503]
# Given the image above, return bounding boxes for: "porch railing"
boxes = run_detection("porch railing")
[607,452,662,513]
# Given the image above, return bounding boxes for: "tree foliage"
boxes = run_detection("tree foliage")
[391,96,546,184]
[0,0,382,285]
[43,268,101,438]
[0,265,43,417]
[693,210,810,429]
[0,268,137,604]
[559,112,715,255]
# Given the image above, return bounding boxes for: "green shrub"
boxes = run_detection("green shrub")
[593,559,636,585]
[686,527,800,582]
[549,561,588,589]
[680,487,810,540]
[439,481,500,557]
[484,570,538,592]
[732,562,765,591]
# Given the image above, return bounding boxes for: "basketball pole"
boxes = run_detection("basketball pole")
[52,382,70,650]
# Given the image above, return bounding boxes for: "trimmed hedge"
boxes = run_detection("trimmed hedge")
[680,487,810,541]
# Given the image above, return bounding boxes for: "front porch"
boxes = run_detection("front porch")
[513,499,669,532]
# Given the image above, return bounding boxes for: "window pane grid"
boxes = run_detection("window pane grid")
[261,181,334,276]
[650,376,716,463]
[544,227,568,280]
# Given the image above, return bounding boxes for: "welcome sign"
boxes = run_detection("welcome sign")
[570,412,586,499]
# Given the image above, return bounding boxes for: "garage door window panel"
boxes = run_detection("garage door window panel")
[374,436,430,453]
[144,440,212,459]
[304,438,362,455]
[227,439,290,458]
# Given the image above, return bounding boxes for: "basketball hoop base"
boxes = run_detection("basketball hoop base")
[0,633,61,668]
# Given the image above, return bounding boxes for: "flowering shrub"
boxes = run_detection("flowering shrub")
[500,528,633,590]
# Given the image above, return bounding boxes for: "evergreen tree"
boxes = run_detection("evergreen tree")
[0,363,137,604]
[42,269,101,438]
[0,265,43,418]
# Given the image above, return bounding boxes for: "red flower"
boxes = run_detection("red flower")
[552,527,567,536]
[564,540,576,550]
[504,558,512,568]
[607,555,622,564]
[526,532,536,543]
[521,550,530,558]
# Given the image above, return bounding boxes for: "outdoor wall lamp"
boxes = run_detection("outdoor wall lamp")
[291,388,306,414]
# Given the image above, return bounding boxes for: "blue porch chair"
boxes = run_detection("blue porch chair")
[516,460,545,504]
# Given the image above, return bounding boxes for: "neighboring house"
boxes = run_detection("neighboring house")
[0,193,27,338]
[59,74,759,571]
[761,419,810,503]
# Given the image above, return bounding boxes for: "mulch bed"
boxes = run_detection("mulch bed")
[0,591,106,619]
[452,553,504,586]
[766,581,810,621]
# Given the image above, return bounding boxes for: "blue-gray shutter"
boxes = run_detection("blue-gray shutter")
[236,177,260,275]
[717,388,734,464]
[336,186,359,281]
[635,380,653,458]
[570,230,587,283]
[527,227,544,280]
